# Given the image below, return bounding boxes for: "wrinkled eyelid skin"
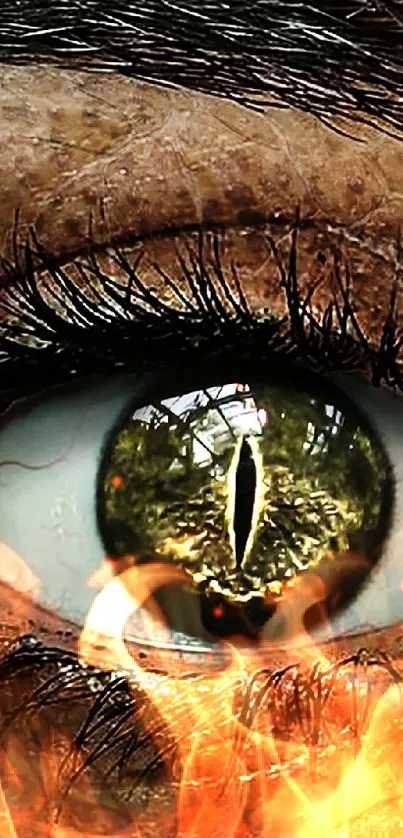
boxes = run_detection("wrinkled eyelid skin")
[0,66,402,274]
[0,68,402,388]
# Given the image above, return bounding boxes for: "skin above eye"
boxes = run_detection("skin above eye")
[0,67,402,363]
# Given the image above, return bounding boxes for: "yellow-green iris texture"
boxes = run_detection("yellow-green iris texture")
[99,377,390,609]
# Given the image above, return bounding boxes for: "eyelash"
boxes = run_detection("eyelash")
[0,633,401,817]
[0,212,401,412]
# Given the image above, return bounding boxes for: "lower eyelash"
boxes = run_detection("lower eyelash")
[0,633,401,818]
[0,210,401,405]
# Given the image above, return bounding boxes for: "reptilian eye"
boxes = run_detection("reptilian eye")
[97,372,393,643]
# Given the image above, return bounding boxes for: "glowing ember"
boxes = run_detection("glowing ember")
[110,475,124,489]
[0,780,17,838]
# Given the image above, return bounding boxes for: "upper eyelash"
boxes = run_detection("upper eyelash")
[0,211,401,408]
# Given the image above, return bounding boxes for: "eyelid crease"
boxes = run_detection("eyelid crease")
[0,219,401,415]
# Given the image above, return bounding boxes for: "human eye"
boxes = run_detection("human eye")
[0,211,402,836]
[1,10,403,831]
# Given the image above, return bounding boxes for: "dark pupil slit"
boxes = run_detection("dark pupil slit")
[234,437,256,567]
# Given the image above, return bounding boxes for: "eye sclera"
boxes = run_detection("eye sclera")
[97,361,393,650]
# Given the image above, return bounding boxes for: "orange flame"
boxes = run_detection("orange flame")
[0,781,17,838]
[76,554,403,836]
[1,550,403,836]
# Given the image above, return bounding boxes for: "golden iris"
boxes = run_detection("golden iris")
[97,373,392,638]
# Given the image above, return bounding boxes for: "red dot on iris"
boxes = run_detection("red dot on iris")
[212,605,225,619]
[110,475,124,488]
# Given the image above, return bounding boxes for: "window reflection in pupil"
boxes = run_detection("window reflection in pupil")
[98,376,392,643]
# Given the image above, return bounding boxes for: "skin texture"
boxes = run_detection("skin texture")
[1,37,403,838]
[0,66,402,351]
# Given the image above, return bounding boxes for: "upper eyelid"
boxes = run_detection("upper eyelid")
[1,67,400,269]
[0,69,177,257]
[0,223,401,399]
[0,73,402,394]
[0,73,401,382]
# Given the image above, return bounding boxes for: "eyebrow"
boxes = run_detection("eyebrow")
[0,1,403,133]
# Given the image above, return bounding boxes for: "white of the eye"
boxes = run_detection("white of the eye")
[0,375,150,624]
[315,373,403,639]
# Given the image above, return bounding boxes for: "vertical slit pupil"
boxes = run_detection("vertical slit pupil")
[234,437,257,566]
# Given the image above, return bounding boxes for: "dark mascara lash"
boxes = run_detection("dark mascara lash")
[0,216,401,413]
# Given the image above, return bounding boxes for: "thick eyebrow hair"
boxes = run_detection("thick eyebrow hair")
[0,1,403,134]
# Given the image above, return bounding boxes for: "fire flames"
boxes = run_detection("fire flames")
[1,550,403,836]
